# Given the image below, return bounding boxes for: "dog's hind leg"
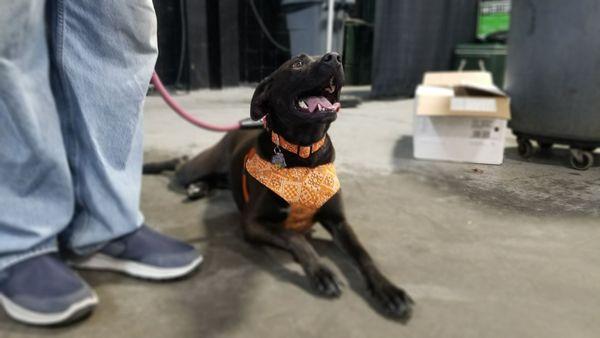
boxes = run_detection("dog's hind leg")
[177,147,228,200]
[184,172,229,200]
[174,132,241,193]
[143,156,188,174]
[175,145,228,186]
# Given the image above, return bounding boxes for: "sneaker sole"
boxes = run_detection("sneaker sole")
[0,292,98,326]
[71,253,203,281]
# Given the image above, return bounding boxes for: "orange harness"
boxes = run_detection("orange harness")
[242,135,340,232]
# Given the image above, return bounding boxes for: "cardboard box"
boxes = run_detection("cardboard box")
[413,71,511,165]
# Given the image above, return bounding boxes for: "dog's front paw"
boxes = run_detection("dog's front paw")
[369,278,414,321]
[307,265,342,298]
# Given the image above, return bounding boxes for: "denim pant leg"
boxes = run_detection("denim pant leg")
[49,0,158,254]
[0,1,74,270]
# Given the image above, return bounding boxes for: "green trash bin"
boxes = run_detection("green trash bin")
[453,43,507,88]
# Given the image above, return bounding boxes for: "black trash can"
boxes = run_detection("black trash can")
[282,0,354,56]
[506,0,600,169]
[343,19,373,85]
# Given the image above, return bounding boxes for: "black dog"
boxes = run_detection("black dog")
[144,53,414,320]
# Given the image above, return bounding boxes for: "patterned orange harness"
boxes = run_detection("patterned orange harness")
[242,146,340,232]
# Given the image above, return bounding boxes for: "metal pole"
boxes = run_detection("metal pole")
[326,0,334,52]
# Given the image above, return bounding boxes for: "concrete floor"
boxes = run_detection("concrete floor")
[1,86,600,338]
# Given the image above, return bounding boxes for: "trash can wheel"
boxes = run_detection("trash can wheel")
[517,138,534,158]
[538,141,553,151]
[569,149,594,170]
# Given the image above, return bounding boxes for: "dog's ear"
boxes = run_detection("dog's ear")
[250,76,272,120]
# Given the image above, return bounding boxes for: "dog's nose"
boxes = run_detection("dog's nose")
[321,52,342,66]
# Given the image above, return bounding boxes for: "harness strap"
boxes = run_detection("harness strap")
[242,148,256,204]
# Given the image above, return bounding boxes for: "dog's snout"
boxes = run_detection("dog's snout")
[321,52,342,66]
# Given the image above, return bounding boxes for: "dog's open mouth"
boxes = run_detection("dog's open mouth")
[295,77,341,114]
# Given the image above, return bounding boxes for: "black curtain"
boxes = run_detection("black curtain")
[238,0,290,83]
[371,0,477,97]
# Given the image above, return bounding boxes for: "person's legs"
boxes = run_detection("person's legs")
[0,1,97,325]
[51,0,202,278]
[49,0,156,252]
[0,0,71,271]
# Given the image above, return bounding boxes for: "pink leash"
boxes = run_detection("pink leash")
[150,71,243,132]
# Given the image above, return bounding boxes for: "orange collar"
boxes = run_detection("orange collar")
[271,132,326,159]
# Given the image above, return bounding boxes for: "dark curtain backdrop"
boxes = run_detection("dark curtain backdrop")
[371,0,478,97]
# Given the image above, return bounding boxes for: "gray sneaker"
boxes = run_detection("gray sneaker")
[0,254,98,326]
[72,225,202,280]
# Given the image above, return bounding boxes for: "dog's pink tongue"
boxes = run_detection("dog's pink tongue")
[305,96,340,113]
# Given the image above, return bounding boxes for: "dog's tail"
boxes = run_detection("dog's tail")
[142,156,188,174]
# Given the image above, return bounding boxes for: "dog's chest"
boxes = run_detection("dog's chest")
[243,148,340,231]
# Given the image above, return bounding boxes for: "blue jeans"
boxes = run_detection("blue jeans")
[0,0,158,270]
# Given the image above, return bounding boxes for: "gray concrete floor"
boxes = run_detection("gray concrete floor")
[2,86,600,338]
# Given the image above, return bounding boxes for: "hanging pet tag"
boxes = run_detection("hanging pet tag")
[271,133,287,168]
[271,148,287,168]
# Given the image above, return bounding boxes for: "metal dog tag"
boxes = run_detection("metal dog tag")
[271,148,287,168]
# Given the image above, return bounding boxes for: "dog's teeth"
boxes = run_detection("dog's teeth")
[324,85,336,94]
[298,100,308,109]
[317,104,323,111]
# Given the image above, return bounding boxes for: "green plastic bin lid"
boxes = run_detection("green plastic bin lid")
[281,0,355,5]
[455,43,507,55]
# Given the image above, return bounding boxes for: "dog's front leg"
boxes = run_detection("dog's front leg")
[317,194,414,320]
[242,218,342,298]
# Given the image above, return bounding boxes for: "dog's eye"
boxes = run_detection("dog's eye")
[292,60,303,69]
